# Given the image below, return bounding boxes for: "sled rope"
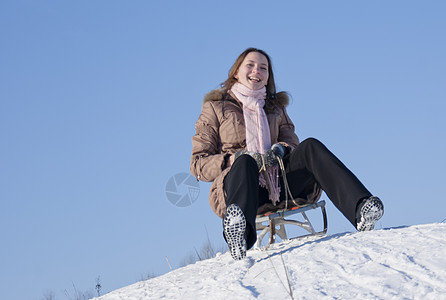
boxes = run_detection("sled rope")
[258,153,295,210]
[259,155,267,173]
[277,156,294,211]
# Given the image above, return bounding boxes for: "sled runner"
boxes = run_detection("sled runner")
[255,200,328,248]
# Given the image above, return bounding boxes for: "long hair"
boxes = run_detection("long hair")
[220,48,288,111]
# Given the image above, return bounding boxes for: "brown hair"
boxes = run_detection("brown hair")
[221,48,288,111]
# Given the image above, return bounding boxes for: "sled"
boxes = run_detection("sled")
[254,200,328,248]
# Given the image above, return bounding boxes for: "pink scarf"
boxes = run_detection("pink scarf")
[231,82,280,205]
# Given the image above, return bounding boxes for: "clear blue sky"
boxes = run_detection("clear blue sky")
[1,1,445,299]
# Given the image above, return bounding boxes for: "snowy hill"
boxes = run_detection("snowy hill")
[95,223,446,299]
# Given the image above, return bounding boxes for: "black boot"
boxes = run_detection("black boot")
[223,204,247,260]
[356,196,384,231]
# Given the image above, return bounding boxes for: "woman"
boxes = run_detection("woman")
[190,48,384,260]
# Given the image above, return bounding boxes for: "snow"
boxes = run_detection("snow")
[94,223,446,299]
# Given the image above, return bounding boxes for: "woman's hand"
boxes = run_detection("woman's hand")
[271,143,286,158]
[234,150,263,170]
[234,144,286,171]
[263,143,286,168]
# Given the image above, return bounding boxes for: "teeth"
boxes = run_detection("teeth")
[249,77,260,82]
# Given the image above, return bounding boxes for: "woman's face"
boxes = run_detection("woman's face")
[235,51,269,90]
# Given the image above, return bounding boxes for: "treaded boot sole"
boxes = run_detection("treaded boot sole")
[357,197,384,231]
[223,204,247,260]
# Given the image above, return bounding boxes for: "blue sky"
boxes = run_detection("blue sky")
[1,1,445,299]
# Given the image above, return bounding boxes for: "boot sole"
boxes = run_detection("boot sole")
[357,197,384,231]
[223,204,247,260]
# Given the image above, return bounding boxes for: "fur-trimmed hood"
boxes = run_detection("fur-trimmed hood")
[202,88,290,113]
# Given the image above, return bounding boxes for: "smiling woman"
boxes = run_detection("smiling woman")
[190,47,384,261]
[234,52,269,90]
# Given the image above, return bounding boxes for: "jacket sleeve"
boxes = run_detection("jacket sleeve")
[190,101,227,182]
[278,107,300,151]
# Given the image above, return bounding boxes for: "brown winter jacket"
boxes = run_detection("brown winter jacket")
[190,89,303,218]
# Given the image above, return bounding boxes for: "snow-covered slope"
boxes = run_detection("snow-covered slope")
[95,223,446,299]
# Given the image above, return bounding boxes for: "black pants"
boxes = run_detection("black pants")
[223,138,372,249]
